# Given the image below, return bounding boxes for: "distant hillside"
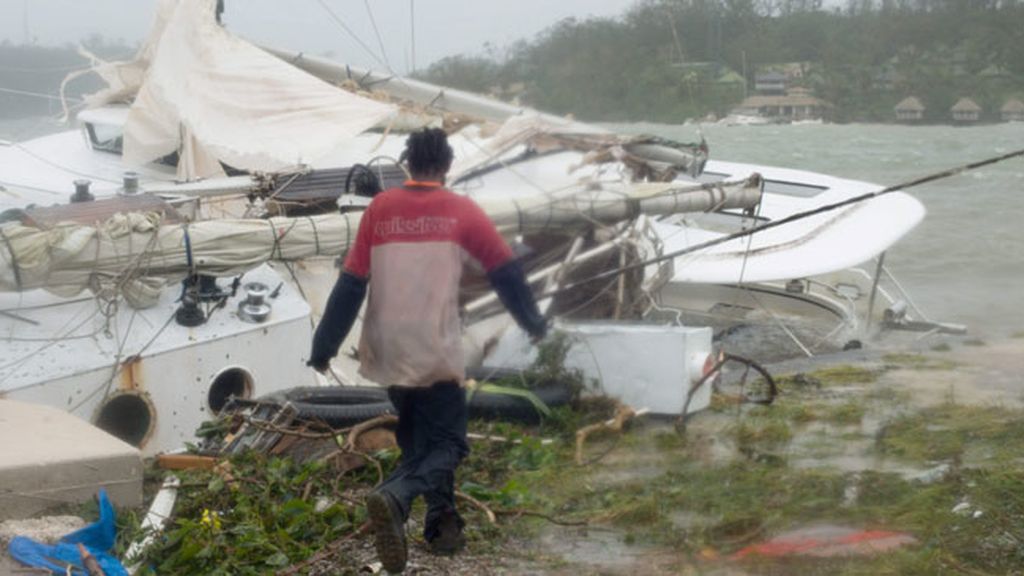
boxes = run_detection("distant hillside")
[415,0,1024,124]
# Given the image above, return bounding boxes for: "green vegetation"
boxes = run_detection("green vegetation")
[882,352,957,371]
[416,1,1024,123]
[774,365,881,391]
[129,455,373,575]
[97,350,1024,574]
[877,402,1024,462]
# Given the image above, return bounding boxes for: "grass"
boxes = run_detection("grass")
[775,365,881,392]
[882,353,957,371]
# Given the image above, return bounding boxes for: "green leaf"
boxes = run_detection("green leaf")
[208,476,225,493]
[265,551,290,567]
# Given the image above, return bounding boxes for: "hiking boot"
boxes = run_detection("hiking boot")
[366,491,407,573]
[427,512,466,556]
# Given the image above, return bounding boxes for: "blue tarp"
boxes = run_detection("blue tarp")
[7,489,129,575]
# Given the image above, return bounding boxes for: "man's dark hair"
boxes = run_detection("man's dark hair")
[404,128,453,176]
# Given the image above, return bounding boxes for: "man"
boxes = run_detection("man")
[308,127,547,573]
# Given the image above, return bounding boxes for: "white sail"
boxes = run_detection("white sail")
[121,0,395,181]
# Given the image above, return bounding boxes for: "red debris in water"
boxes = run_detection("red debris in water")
[733,524,917,559]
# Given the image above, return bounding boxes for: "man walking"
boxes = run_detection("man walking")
[308,127,547,572]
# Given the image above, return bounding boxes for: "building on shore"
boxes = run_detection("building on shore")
[950,97,982,123]
[733,88,829,121]
[1001,98,1024,122]
[894,96,925,122]
[753,71,787,95]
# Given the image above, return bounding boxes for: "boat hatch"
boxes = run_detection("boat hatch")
[78,106,130,155]
[762,179,828,198]
[85,122,123,155]
[696,171,731,183]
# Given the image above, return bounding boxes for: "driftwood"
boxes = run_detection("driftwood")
[456,490,498,526]
[574,404,649,465]
[156,453,217,470]
[342,414,398,451]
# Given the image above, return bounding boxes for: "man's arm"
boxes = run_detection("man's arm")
[459,198,547,341]
[487,259,548,341]
[308,204,374,372]
[308,271,368,372]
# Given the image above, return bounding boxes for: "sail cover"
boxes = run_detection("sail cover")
[122,0,395,180]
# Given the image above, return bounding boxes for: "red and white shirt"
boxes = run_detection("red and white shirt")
[344,182,513,387]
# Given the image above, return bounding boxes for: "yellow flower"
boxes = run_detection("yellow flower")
[201,508,222,531]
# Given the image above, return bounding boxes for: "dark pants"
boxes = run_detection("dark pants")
[378,381,469,542]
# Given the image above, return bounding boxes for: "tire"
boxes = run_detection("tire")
[258,386,394,427]
[289,400,395,428]
[258,379,573,426]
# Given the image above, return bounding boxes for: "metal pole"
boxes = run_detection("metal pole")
[409,0,416,73]
[865,251,886,334]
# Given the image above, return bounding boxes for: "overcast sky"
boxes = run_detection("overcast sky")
[0,0,641,72]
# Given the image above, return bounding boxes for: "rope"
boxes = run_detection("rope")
[182,223,196,278]
[0,86,83,103]
[539,147,1024,302]
[307,216,321,256]
[363,0,394,72]
[512,198,523,234]
[314,0,391,71]
[267,220,283,261]
[0,227,22,291]
[343,212,352,254]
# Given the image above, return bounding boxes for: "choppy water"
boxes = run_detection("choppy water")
[3,118,1022,337]
[608,121,1024,338]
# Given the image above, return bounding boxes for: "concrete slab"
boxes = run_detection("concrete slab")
[0,399,143,520]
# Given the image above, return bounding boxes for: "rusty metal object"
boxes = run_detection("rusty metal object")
[77,543,106,576]
[21,193,181,229]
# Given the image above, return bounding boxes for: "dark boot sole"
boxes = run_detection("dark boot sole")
[367,493,407,573]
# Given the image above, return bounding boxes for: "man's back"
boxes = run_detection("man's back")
[344,184,512,387]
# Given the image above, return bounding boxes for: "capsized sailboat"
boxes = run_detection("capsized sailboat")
[0,0,736,451]
[0,0,931,452]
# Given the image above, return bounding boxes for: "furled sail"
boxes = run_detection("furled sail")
[0,178,761,307]
[121,0,395,181]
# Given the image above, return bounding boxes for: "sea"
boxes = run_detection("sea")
[3,117,1022,338]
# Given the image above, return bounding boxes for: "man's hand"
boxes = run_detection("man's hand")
[306,357,330,374]
[529,319,550,345]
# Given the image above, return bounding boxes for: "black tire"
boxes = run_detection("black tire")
[273,386,389,404]
[258,379,573,426]
[258,386,393,427]
[289,400,395,428]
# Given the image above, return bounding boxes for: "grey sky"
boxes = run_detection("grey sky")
[1,0,640,72]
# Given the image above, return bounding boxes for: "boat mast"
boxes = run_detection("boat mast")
[409,0,416,73]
